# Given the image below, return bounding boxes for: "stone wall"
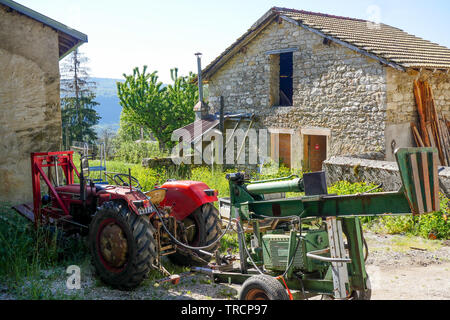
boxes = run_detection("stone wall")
[323,156,450,197]
[207,18,388,163]
[0,5,62,205]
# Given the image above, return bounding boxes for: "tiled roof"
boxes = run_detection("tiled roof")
[0,0,87,59]
[203,7,450,79]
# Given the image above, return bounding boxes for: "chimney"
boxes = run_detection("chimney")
[195,52,209,119]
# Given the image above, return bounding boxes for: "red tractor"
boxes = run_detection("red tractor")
[15,151,222,289]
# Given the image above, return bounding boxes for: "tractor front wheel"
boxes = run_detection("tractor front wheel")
[168,203,221,266]
[239,275,290,300]
[89,201,157,290]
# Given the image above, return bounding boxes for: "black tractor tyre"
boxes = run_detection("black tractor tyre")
[239,275,290,300]
[89,201,157,290]
[168,203,222,266]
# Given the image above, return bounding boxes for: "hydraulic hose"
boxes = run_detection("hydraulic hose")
[154,206,233,252]
[235,219,266,275]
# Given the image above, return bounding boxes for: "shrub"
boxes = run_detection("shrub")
[0,202,88,283]
[113,140,166,163]
[328,180,380,195]
[365,193,449,239]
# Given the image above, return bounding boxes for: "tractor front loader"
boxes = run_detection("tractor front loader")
[193,148,442,300]
[14,151,222,290]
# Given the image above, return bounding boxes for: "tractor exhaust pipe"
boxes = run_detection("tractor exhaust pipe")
[195,52,208,119]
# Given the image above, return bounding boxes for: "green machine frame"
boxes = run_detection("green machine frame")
[199,148,441,299]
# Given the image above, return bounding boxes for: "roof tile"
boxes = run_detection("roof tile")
[203,7,450,78]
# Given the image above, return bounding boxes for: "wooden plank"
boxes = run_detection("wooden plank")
[414,80,430,146]
[432,152,440,211]
[12,203,35,222]
[427,124,437,148]
[428,83,447,166]
[438,117,450,165]
[420,152,432,213]
[432,121,445,165]
[265,47,299,55]
[411,123,425,147]
[409,153,424,214]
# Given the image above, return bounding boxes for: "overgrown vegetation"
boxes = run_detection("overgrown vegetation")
[113,140,164,164]
[0,202,88,299]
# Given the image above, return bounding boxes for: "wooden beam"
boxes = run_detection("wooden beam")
[265,47,299,55]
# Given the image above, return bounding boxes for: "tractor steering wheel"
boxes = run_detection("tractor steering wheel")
[112,174,142,190]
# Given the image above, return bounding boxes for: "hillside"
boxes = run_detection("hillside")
[91,77,124,131]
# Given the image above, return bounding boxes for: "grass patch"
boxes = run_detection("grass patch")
[0,202,89,299]
[373,234,443,253]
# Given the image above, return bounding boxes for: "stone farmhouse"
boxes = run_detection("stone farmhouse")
[185,7,450,171]
[0,0,87,204]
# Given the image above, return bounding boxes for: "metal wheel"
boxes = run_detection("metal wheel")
[239,275,289,300]
[97,219,128,272]
[168,203,222,266]
[89,201,157,290]
[245,288,271,300]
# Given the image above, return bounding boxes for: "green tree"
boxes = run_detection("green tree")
[116,109,153,143]
[60,49,100,148]
[61,94,100,148]
[117,66,197,152]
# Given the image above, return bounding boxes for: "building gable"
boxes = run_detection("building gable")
[203,7,450,80]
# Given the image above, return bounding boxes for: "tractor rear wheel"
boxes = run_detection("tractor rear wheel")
[168,203,221,266]
[89,201,157,290]
[239,275,290,300]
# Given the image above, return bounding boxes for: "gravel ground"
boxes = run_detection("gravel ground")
[364,232,450,300]
[1,231,449,300]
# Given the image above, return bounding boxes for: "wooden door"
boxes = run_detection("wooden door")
[271,133,291,168]
[304,135,327,172]
[279,134,291,168]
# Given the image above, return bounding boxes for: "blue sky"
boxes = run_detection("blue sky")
[18,0,450,83]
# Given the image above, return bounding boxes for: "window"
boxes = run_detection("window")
[270,52,293,106]
[279,52,293,106]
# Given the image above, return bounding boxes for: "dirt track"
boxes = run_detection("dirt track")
[364,233,450,300]
[1,232,449,300]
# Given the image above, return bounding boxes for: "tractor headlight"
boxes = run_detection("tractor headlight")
[144,188,167,205]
